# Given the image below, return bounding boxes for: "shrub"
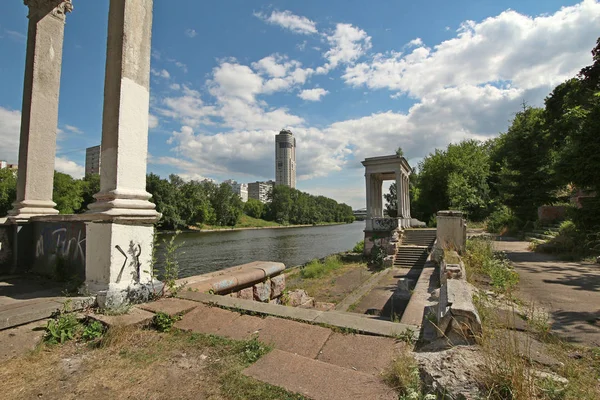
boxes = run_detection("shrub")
[370,245,387,269]
[464,238,519,293]
[153,312,182,332]
[486,205,517,234]
[384,351,435,400]
[300,256,343,279]
[352,240,364,253]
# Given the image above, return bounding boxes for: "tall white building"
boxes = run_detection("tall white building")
[85,145,101,176]
[275,129,296,188]
[224,179,248,202]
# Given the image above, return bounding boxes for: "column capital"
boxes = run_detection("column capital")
[25,0,73,21]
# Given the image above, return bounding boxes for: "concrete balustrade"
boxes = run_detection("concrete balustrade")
[179,261,286,303]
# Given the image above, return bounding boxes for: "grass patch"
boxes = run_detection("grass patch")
[300,255,343,279]
[198,214,282,230]
[384,350,434,400]
[1,324,306,399]
[463,237,519,294]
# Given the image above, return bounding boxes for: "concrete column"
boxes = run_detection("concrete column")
[375,177,383,217]
[436,210,466,254]
[405,175,410,219]
[8,0,73,221]
[365,173,373,219]
[396,172,404,218]
[87,0,158,219]
[85,0,160,309]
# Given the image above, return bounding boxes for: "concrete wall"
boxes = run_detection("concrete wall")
[0,224,13,274]
[32,220,86,280]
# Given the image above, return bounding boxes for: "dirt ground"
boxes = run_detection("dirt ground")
[286,263,373,304]
[0,326,302,400]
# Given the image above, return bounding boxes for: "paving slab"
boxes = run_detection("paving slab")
[317,332,405,374]
[92,307,155,327]
[217,314,267,340]
[0,298,64,330]
[137,298,198,316]
[257,316,332,358]
[243,349,397,400]
[335,268,392,312]
[174,303,241,335]
[314,311,418,338]
[178,290,323,322]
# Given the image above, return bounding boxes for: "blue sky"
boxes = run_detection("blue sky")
[0,0,598,208]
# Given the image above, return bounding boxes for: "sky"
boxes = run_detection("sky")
[0,0,599,209]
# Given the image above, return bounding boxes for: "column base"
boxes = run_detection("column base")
[86,190,161,222]
[84,221,160,309]
[8,199,59,222]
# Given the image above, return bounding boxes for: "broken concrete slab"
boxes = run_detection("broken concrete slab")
[217,314,267,340]
[243,348,397,400]
[174,304,240,335]
[137,298,198,316]
[0,319,47,361]
[314,311,418,339]
[258,317,332,358]
[317,332,406,375]
[91,307,155,327]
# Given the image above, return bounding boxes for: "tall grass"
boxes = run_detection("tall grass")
[463,238,519,293]
[300,256,343,279]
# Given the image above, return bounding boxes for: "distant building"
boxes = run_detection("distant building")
[224,179,248,202]
[248,180,274,203]
[85,145,101,176]
[353,208,367,221]
[0,160,17,170]
[275,129,296,188]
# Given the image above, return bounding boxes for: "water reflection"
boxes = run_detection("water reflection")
[155,221,365,278]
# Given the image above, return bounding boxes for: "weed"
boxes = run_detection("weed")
[384,351,434,399]
[44,311,80,345]
[464,238,519,294]
[352,240,365,253]
[240,336,270,364]
[394,327,416,345]
[153,312,182,333]
[370,245,387,269]
[82,320,105,341]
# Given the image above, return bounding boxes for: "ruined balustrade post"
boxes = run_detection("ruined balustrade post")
[85,0,161,308]
[8,0,73,221]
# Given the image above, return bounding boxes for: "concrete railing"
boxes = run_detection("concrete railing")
[436,250,481,343]
[178,261,286,303]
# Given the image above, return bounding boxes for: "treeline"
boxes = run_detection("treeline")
[0,170,354,229]
[400,38,600,233]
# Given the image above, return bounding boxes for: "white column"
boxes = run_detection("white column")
[405,175,411,218]
[365,173,373,219]
[375,177,383,217]
[85,0,160,309]
[396,172,404,218]
[8,0,73,221]
[87,0,158,220]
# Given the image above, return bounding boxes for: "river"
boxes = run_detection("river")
[156,221,365,278]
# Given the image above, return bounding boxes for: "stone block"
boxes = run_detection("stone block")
[270,274,285,298]
[382,255,394,268]
[287,289,314,307]
[238,286,254,300]
[253,281,271,302]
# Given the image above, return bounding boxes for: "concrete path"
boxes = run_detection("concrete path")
[495,238,600,347]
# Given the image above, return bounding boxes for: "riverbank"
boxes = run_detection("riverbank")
[158,215,349,234]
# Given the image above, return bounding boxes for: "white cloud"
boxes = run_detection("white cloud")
[55,156,84,178]
[151,68,170,79]
[148,114,159,129]
[298,88,329,101]
[4,29,26,43]
[169,83,181,90]
[404,37,423,48]
[155,1,600,189]
[184,28,197,38]
[0,106,21,163]
[343,0,600,98]
[319,23,372,73]
[64,124,83,134]
[254,10,318,35]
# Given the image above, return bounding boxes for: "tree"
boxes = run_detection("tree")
[77,173,100,213]
[53,172,84,214]
[396,147,404,157]
[244,198,264,219]
[384,182,398,218]
[0,168,17,216]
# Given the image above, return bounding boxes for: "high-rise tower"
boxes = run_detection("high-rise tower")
[275,129,296,188]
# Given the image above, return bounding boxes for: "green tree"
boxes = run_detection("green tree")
[53,172,84,214]
[384,183,398,218]
[244,198,264,219]
[77,173,100,213]
[0,168,17,216]
[396,147,404,157]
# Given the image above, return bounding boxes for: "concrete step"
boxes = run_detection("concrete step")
[243,349,397,400]
[532,229,558,236]
[525,232,555,241]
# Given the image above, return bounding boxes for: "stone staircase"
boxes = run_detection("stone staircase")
[394,229,436,268]
[524,223,561,244]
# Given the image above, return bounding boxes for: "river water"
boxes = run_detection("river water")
[156,221,365,278]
